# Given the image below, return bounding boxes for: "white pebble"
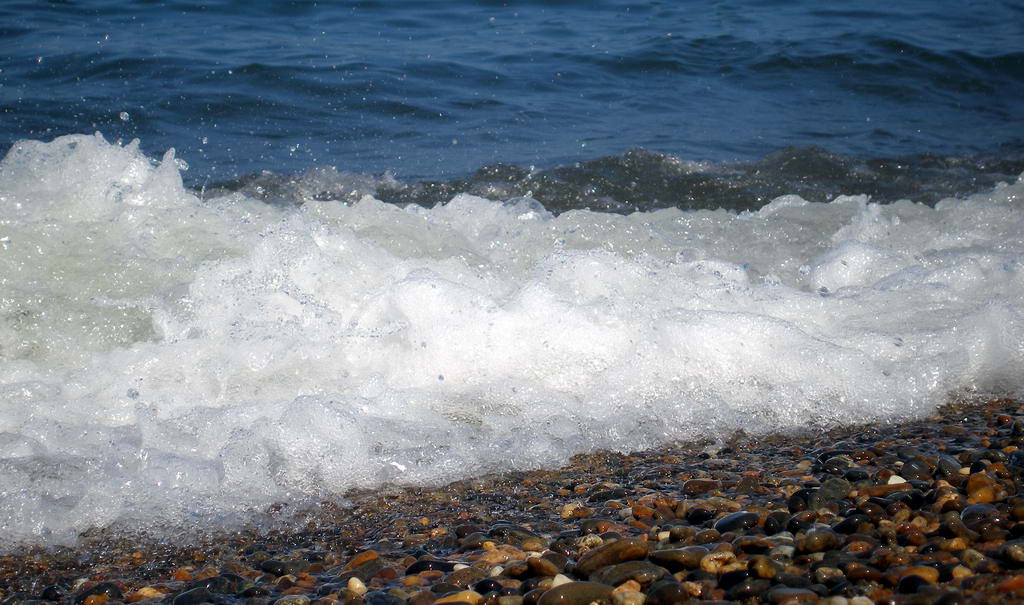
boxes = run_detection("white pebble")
[347,577,367,596]
[551,574,572,587]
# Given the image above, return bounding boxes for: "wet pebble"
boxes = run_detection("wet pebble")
[712,511,758,533]
[575,538,649,577]
[536,582,613,605]
[589,561,668,586]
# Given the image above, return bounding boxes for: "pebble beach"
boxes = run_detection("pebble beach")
[4,398,1024,605]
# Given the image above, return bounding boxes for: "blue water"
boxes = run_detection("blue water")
[2,0,1023,192]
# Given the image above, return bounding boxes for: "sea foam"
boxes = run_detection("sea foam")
[1,134,1022,546]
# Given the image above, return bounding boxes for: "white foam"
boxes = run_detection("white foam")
[1,133,1022,546]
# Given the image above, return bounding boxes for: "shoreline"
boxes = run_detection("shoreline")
[3,398,1024,603]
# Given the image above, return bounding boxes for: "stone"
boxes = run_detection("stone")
[960,548,1000,573]
[576,538,649,577]
[447,567,487,588]
[644,581,699,605]
[712,511,759,533]
[434,591,483,605]
[999,539,1024,564]
[764,512,790,535]
[898,566,940,583]
[364,592,407,605]
[748,555,782,580]
[74,584,123,605]
[813,567,845,586]
[171,588,213,605]
[648,547,707,571]
[896,575,932,594]
[536,582,613,605]
[681,479,720,495]
[765,587,819,604]
[901,458,934,481]
[589,561,668,586]
[726,578,773,601]
[262,559,308,576]
[795,528,840,553]
[610,591,644,605]
[699,550,737,574]
[345,551,380,570]
[528,556,561,577]
[407,560,458,574]
[810,478,852,509]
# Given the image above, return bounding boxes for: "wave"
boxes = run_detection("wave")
[0,133,1022,547]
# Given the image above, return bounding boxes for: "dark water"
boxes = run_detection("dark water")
[2,0,1023,207]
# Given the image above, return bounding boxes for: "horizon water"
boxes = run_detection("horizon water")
[1,0,1023,547]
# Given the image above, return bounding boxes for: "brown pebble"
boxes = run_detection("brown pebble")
[127,587,166,602]
[649,547,708,571]
[537,581,614,605]
[590,561,668,586]
[449,567,488,588]
[694,529,720,544]
[172,569,193,582]
[644,581,700,605]
[346,551,380,570]
[998,575,1024,592]
[682,479,720,495]
[748,555,782,580]
[521,557,557,578]
[795,528,841,553]
[576,538,649,577]
[968,485,997,503]
[699,550,737,574]
[861,483,913,497]
[897,566,940,583]
[950,565,973,579]
[631,504,656,520]
[435,590,483,605]
[613,580,641,594]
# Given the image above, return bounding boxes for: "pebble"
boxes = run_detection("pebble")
[610,590,644,605]
[575,538,649,577]
[643,581,699,605]
[648,547,707,570]
[712,511,758,533]
[348,577,368,596]
[681,479,720,495]
[794,528,840,553]
[589,561,668,586]
[536,582,613,605]
[433,590,483,605]
[765,586,819,604]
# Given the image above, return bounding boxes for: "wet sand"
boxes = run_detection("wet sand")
[3,398,1024,604]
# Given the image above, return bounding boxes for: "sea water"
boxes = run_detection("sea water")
[1,1,1023,547]
[1,133,1021,546]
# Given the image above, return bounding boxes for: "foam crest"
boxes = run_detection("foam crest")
[1,135,1022,546]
